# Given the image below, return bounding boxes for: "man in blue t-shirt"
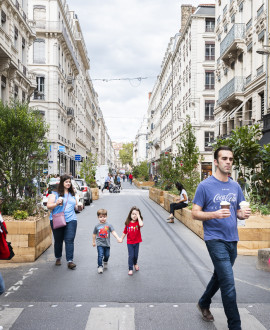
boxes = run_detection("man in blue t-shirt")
[192,146,251,330]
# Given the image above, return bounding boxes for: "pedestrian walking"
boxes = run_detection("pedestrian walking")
[129,173,133,185]
[47,174,78,270]
[101,173,111,192]
[92,209,121,274]
[119,206,143,275]
[167,182,188,223]
[192,146,251,330]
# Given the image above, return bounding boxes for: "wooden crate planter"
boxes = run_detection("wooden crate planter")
[149,187,270,256]
[0,214,52,263]
[133,179,155,189]
[91,188,99,200]
[149,188,164,205]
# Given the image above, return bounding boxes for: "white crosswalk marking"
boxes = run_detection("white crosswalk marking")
[212,308,267,330]
[85,307,135,330]
[0,308,23,330]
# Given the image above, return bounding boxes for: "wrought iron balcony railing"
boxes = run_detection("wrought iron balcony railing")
[217,76,245,105]
[220,23,245,57]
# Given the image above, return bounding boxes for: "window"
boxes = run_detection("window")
[205,132,214,151]
[34,76,45,100]
[1,75,6,103]
[14,27,18,48]
[205,71,215,89]
[205,101,215,120]
[224,24,228,33]
[14,84,18,99]
[239,2,243,12]
[205,18,215,32]
[33,39,45,63]
[33,5,46,28]
[205,42,215,61]
[22,91,26,103]
[1,10,6,25]
[231,14,235,23]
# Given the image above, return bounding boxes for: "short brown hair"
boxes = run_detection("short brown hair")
[97,209,107,216]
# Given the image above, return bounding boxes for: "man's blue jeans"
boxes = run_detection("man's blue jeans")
[199,240,241,330]
[97,246,110,267]
[0,272,5,295]
[50,220,77,262]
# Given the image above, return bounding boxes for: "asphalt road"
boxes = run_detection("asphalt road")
[0,182,269,330]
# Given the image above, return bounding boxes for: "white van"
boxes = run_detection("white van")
[95,165,109,189]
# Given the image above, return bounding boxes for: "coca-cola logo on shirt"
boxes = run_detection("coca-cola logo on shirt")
[213,193,237,203]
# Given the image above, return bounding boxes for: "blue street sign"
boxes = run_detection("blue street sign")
[75,154,81,161]
[59,146,65,152]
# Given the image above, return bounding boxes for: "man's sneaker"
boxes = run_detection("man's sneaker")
[197,303,214,322]
[55,258,61,266]
[98,266,103,274]
[103,262,108,269]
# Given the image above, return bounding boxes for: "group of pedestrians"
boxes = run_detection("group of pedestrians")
[1,146,251,330]
[101,173,122,192]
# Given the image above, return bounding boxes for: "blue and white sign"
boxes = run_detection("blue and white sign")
[59,146,65,152]
[75,154,81,161]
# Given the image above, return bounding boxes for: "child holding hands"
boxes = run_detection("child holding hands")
[119,206,143,275]
[93,209,121,274]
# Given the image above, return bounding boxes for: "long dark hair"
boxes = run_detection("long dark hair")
[125,206,143,226]
[57,174,75,197]
[175,182,184,192]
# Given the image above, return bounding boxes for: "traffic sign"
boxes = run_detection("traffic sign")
[75,154,81,161]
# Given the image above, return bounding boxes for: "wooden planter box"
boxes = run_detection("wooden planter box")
[133,179,155,189]
[149,187,270,256]
[0,214,52,263]
[91,188,99,200]
[149,188,164,205]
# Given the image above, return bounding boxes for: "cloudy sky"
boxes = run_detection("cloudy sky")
[68,0,215,143]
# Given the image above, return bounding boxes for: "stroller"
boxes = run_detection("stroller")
[109,183,120,193]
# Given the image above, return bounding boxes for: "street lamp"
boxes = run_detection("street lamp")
[256,45,270,55]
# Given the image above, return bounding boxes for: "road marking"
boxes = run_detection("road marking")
[212,308,267,330]
[0,308,23,330]
[85,307,135,330]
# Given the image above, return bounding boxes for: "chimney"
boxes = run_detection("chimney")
[180,4,196,32]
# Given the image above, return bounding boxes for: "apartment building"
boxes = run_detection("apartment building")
[147,4,216,178]
[214,0,268,142]
[27,0,113,175]
[0,0,36,104]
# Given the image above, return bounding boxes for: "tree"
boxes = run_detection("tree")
[79,152,98,187]
[159,153,178,190]
[176,116,201,200]
[119,142,133,165]
[0,101,48,214]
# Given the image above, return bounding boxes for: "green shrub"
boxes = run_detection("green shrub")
[13,210,29,220]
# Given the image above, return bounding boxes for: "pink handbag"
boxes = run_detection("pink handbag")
[52,194,68,229]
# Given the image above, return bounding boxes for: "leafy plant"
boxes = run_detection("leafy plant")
[0,101,48,215]
[133,161,149,181]
[79,152,98,187]
[13,210,29,220]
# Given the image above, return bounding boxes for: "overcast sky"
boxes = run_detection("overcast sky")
[68,0,215,143]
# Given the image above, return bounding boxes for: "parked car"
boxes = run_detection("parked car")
[71,179,85,210]
[74,179,92,205]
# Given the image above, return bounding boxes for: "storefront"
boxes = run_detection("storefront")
[201,162,212,180]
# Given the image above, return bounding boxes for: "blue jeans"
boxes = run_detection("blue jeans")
[97,246,110,267]
[199,240,241,330]
[50,220,77,262]
[127,243,139,270]
[0,272,5,295]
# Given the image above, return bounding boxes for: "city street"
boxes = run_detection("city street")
[0,182,269,330]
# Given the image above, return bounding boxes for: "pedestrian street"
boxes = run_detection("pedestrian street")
[0,182,269,330]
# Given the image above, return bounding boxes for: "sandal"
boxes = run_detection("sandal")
[128,270,133,276]
[134,265,139,271]
[167,216,174,220]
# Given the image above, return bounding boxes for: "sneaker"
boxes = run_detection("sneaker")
[98,266,103,274]
[197,303,214,322]
[67,261,76,269]
[55,258,61,266]
[103,262,108,269]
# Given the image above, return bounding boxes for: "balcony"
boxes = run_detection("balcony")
[220,24,245,63]
[74,32,89,70]
[217,77,245,107]
[67,76,75,90]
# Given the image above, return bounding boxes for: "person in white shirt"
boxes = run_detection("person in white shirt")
[167,182,188,223]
